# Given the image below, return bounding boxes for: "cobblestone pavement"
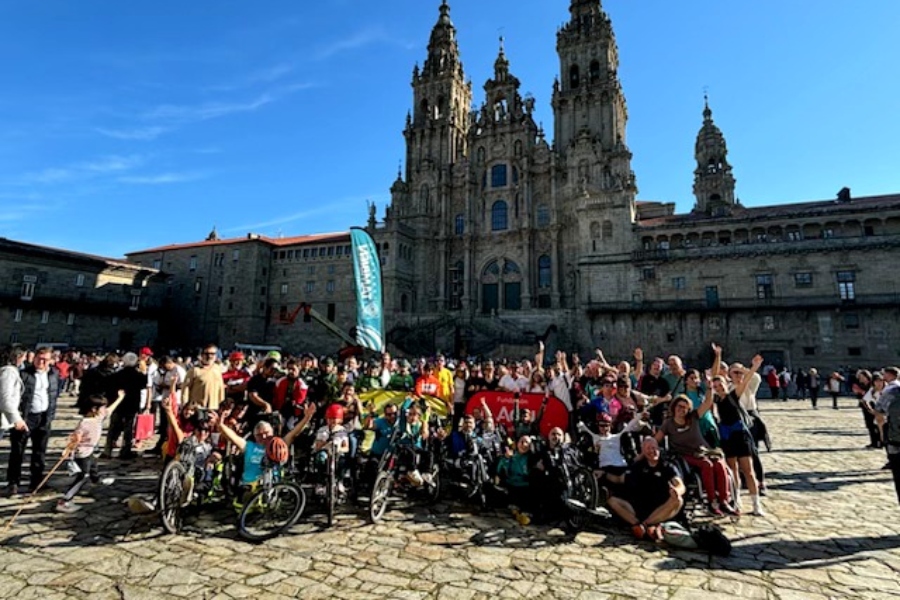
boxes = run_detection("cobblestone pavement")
[1,396,898,599]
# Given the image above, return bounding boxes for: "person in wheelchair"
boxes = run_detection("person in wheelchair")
[496,435,535,525]
[533,427,581,522]
[162,397,222,502]
[578,411,643,497]
[395,401,432,486]
[218,402,316,490]
[313,403,354,490]
[443,414,486,489]
[655,391,735,516]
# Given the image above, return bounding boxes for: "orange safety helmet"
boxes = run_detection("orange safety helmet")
[265,436,290,465]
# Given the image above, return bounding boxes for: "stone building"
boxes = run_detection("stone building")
[0,237,164,351]
[127,230,357,354]
[129,0,900,369]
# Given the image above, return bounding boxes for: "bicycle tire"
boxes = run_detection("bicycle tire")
[566,467,599,530]
[238,483,305,542]
[326,450,336,527]
[369,472,393,523]
[158,460,188,534]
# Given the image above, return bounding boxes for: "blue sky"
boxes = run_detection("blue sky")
[1,0,898,258]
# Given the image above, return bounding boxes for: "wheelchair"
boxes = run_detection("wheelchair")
[369,433,441,523]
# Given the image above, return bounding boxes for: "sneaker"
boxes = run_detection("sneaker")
[100,477,115,486]
[721,502,741,516]
[759,485,768,497]
[56,500,80,514]
[514,510,531,526]
[709,502,724,517]
[631,524,647,540]
[422,473,434,486]
[645,525,664,542]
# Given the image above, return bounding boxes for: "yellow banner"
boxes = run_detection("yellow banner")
[358,390,450,418]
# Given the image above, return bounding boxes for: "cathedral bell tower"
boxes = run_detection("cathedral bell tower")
[692,96,737,216]
[401,1,472,229]
[552,0,627,153]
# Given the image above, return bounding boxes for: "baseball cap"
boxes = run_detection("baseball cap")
[139,347,153,357]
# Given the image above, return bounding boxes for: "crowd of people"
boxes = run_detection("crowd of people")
[1,341,898,538]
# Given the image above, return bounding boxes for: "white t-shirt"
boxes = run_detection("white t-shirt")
[739,372,762,412]
[498,374,529,393]
[31,370,50,413]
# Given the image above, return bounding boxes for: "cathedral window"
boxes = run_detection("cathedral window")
[569,65,580,89]
[491,201,508,231]
[589,60,601,84]
[536,204,550,228]
[538,255,552,288]
[491,164,508,188]
[455,214,465,236]
[602,220,613,240]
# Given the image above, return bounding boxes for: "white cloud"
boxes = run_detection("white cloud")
[143,94,274,122]
[315,27,416,60]
[96,126,169,141]
[118,171,208,185]
[81,154,144,173]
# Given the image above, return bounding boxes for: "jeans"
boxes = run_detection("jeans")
[7,412,51,489]
[63,455,99,501]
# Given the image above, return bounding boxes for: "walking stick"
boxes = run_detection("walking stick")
[1,443,75,536]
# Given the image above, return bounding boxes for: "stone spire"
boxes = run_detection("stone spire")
[693,94,736,215]
[422,1,462,79]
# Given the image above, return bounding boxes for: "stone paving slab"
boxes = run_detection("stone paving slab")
[1,396,898,599]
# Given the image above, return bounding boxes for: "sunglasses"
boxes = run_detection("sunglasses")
[602,382,614,387]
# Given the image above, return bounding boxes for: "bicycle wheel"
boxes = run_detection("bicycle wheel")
[369,471,393,523]
[566,467,599,530]
[238,483,306,542]
[158,460,188,534]
[326,452,337,527]
[425,462,442,505]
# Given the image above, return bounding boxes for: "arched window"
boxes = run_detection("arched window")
[455,214,465,236]
[512,166,519,185]
[503,260,520,276]
[569,65,580,89]
[602,220,613,240]
[491,201,508,231]
[538,255,552,288]
[502,260,522,310]
[536,204,550,228]
[589,60,601,84]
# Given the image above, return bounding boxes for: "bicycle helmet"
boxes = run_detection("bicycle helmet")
[265,436,290,465]
[325,403,345,421]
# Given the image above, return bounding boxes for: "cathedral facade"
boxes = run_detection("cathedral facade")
[373,0,900,368]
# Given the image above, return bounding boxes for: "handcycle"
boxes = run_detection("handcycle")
[157,439,242,534]
[369,428,441,523]
[235,458,306,542]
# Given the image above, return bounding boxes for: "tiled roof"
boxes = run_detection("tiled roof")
[0,237,155,271]
[637,193,900,228]
[129,232,350,255]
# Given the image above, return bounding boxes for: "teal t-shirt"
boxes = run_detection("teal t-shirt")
[242,441,266,485]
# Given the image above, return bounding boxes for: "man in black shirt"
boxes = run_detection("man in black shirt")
[600,437,685,540]
[246,358,279,427]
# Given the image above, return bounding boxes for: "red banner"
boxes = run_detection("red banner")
[464,391,569,439]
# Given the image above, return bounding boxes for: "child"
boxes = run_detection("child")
[57,392,122,513]
[497,435,533,525]
[162,397,221,501]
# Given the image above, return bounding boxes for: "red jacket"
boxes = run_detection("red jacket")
[272,376,308,416]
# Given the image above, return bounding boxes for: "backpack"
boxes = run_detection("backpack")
[661,521,699,550]
[692,524,732,557]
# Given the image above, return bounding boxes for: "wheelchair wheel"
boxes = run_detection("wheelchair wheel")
[158,460,188,534]
[369,472,393,523]
[425,463,442,505]
[238,483,305,542]
[565,467,599,530]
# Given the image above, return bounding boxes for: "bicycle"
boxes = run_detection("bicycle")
[236,462,306,542]
[370,432,441,523]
